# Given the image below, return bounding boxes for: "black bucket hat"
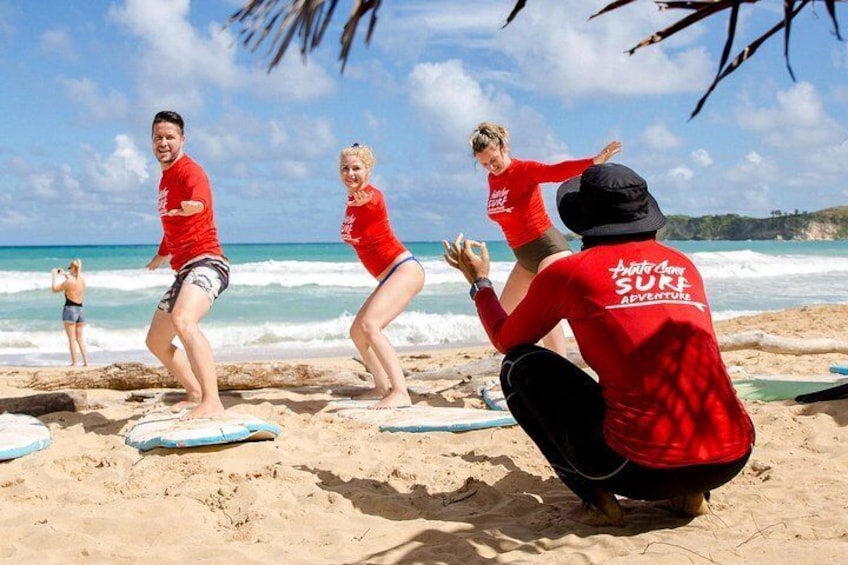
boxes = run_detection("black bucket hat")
[556,163,666,237]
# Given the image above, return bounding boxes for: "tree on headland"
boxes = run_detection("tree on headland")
[227,1,844,118]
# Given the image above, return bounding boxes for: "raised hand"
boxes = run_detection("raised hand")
[594,141,622,164]
[442,233,490,284]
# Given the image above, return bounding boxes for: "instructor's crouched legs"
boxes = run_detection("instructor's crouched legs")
[499,344,625,526]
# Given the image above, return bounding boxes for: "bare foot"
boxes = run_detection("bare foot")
[352,387,389,400]
[182,399,226,420]
[170,399,199,413]
[563,489,625,527]
[371,389,412,410]
[665,493,709,517]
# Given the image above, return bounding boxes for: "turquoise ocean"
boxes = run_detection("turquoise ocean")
[3,240,848,366]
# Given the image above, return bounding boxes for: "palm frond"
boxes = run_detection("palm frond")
[689,0,811,119]
[230,0,846,120]
[589,0,844,117]
[228,0,381,72]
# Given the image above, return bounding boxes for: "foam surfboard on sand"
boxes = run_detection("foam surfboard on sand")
[480,381,508,412]
[331,404,516,433]
[125,410,281,452]
[829,364,848,376]
[0,413,52,461]
[732,375,848,402]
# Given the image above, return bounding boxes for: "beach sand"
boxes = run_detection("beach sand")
[1,305,847,564]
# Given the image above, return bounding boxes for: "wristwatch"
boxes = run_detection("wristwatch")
[469,277,493,300]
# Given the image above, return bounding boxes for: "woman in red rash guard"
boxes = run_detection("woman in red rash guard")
[339,144,425,409]
[444,163,754,527]
[469,121,621,356]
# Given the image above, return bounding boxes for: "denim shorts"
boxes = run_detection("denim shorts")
[62,305,85,324]
[157,257,230,313]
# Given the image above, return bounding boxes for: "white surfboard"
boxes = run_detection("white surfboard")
[480,381,509,412]
[0,413,52,461]
[331,404,516,433]
[125,410,281,452]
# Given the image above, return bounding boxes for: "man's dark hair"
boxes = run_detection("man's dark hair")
[152,110,184,134]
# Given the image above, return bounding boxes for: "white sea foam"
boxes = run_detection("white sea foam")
[0,311,489,358]
[1,259,515,294]
[691,250,848,279]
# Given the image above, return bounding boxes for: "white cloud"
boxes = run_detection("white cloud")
[59,77,128,120]
[108,0,335,111]
[667,166,693,182]
[691,148,713,167]
[81,134,151,195]
[408,59,505,147]
[40,28,77,60]
[737,82,845,148]
[0,208,29,227]
[492,1,714,100]
[642,124,681,150]
[746,152,762,165]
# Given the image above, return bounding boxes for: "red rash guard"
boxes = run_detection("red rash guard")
[156,155,224,271]
[474,240,755,468]
[340,185,407,278]
[487,157,594,248]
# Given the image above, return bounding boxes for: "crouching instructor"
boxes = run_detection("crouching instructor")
[444,163,754,526]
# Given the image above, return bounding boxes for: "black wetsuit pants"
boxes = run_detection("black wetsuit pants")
[500,345,751,504]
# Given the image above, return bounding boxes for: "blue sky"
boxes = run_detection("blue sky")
[1,0,846,246]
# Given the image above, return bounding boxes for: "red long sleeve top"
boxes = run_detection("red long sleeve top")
[487,157,594,248]
[474,240,755,468]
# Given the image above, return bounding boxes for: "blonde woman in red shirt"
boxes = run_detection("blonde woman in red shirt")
[469,122,621,356]
[340,144,425,409]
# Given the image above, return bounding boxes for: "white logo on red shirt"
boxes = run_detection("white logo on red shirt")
[606,258,706,312]
[487,188,514,215]
[157,187,169,217]
[340,213,360,244]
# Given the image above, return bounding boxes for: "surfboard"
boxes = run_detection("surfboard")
[331,404,517,433]
[829,364,848,376]
[0,413,52,461]
[480,381,508,411]
[732,376,848,402]
[125,410,281,452]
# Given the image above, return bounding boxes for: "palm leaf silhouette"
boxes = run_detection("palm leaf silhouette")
[227,0,844,117]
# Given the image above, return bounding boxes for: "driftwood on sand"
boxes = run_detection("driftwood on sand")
[11,331,847,395]
[0,391,89,417]
[717,331,848,355]
[21,362,367,392]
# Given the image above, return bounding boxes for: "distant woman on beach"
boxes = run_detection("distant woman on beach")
[51,258,89,367]
[339,143,425,409]
[469,122,621,356]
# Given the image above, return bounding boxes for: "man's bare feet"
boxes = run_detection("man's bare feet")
[182,399,226,420]
[563,489,625,527]
[371,389,412,410]
[666,493,709,517]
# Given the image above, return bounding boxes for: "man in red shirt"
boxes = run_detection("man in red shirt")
[444,163,754,526]
[145,111,230,419]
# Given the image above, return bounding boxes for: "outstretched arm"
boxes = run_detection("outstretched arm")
[166,200,204,216]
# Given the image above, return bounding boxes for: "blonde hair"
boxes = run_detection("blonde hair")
[339,143,376,170]
[470,122,509,155]
[68,258,82,272]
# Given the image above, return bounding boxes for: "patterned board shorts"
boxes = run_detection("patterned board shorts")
[62,305,85,324]
[157,257,230,313]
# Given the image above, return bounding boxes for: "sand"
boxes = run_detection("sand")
[1,305,847,564]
